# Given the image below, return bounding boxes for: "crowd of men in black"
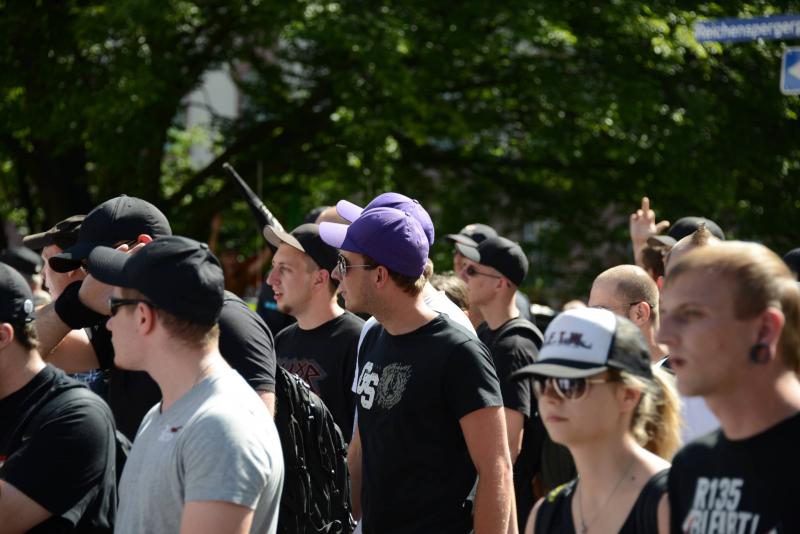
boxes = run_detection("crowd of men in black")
[0,192,798,534]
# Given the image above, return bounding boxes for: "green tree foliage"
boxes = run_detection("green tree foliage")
[1,1,798,302]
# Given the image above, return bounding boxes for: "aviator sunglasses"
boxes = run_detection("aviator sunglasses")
[531,375,618,401]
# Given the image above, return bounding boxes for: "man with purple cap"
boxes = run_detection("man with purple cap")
[335,192,474,336]
[320,206,514,534]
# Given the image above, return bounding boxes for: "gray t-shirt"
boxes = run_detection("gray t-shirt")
[116,366,284,534]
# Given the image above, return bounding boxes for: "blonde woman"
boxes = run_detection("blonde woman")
[514,307,681,534]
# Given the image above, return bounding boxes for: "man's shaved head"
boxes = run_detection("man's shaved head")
[592,265,660,320]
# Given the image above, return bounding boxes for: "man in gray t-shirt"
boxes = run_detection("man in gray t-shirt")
[87,236,284,534]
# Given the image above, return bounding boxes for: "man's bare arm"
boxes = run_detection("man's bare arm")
[257,390,276,416]
[179,500,254,534]
[504,408,525,464]
[47,328,99,372]
[460,406,514,534]
[33,302,73,358]
[0,480,52,534]
[347,426,363,521]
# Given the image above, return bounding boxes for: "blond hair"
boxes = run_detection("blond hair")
[613,366,682,460]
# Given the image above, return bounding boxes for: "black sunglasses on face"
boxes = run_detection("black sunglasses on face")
[531,375,618,401]
[336,254,376,278]
[108,296,156,316]
[464,265,501,279]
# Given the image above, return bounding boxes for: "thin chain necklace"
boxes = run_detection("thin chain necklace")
[575,457,636,534]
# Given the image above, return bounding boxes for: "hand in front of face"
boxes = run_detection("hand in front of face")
[79,239,148,315]
[629,196,670,248]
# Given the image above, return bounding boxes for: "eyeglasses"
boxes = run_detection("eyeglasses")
[593,302,648,314]
[108,297,156,316]
[531,375,619,401]
[464,265,501,279]
[336,254,376,278]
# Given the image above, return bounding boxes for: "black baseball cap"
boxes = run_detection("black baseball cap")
[445,223,498,247]
[456,236,528,286]
[511,307,652,380]
[648,216,725,249]
[0,247,43,276]
[263,223,338,273]
[0,262,35,324]
[23,215,86,251]
[49,195,172,273]
[783,248,800,280]
[87,236,224,326]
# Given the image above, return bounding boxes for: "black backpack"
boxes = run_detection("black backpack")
[274,366,355,534]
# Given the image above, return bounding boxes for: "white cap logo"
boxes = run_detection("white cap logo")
[23,299,33,314]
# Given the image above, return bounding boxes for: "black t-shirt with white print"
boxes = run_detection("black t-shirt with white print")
[355,314,504,534]
[668,411,800,533]
[275,310,364,442]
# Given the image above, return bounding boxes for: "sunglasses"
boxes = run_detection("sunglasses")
[464,265,501,279]
[336,254,376,278]
[531,375,618,401]
[108,296,156,316]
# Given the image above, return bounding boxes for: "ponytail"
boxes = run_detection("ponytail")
[618,365,682,460]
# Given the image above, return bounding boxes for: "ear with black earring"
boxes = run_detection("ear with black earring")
[748,342,771,364]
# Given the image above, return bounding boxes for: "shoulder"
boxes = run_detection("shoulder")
[274,323,298,342]
[340,310,366,329]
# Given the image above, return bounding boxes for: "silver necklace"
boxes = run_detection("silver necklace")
[576,458,636,534]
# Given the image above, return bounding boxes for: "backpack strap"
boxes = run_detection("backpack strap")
[633,468,669,532]
[491,317,544,351]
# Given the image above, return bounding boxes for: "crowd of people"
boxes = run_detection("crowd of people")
[0,191,798,534]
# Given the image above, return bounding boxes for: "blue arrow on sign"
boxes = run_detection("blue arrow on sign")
[782,48,800,95]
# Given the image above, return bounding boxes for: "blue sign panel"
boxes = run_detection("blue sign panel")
[695,14,800,43]
[782,48,800,95]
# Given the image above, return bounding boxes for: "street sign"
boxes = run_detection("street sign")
[695,14,800,43]
[781,48,800,95]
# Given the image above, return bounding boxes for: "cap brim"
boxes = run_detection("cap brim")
[647,235,676,248]
[445,234,478,247]
[48,242,97,273]
[22,231,52,250]
[335,200,363,223]
[510,360,609,381]
[319,222,349,249]
[263,226,306,253]
[86,247,132,287]
[455,242,480,262]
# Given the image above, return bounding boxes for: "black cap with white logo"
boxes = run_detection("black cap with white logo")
[0,263,35,324]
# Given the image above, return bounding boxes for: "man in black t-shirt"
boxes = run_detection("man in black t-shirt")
[456,235,545,530]
[34,195,277,438]
[0,263,117,533]
[264,223,363,441]
[320,206,513,534]
[659,241,800,533]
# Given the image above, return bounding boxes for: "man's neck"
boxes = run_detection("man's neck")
[479,295,519,330]
[296,296,344,330]
[372,293,437,336]
[146,343,230,412]
[642,325,669,360]
[707,370,800,440]
[0,349,46,400]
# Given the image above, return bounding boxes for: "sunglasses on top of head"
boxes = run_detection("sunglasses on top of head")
[531,375,619,401]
